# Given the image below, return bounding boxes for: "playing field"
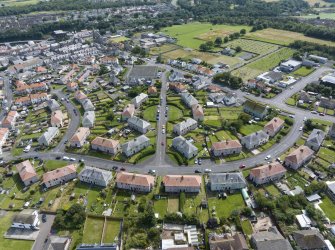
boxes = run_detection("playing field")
[162,48,242,67]
[162,22,249,49]
[245,28,335,47]
[232,47,294,80]
[226,38,279,55]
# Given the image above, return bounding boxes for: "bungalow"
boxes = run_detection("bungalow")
[132,93,148,108]
[128,116,151,134]
[91,137,121,155]
[305,129,325,151]
[67,82,78,92]
[16,160,38,186]
[79,166,113,187]
[192,105,204,122]
[211,140,242,157]
[209,173,247,191]
[82,111,95,128]
[241,130,269,150]
[257,71,283,84]
[169,82,187,93]
[51,110,64,128]
[243,100,268,119]
[329,123,335,139]
[148,86,157,95]
[38,127,59,146]
[81,99,95,112]
[263,117,285,137]
[74,90,88,103]
[1,111,19,129]
[173,118,198,136]
[251,227,293,250]
[121,104,135,121]
[280,59,302,73]
[70,127,90,148]
[249,162,287,185]
[0,128,9,153]
[11,210,40,230]
[116,172,155,192]
[180,92,198,108]
[163,175,202,193]
[284,145,314,170]
[122,135,150,157]
[42,164,77,189]
[293,230,327,250]
[209,233,248,250]
[47,99,61,111]
[172,136,198,159]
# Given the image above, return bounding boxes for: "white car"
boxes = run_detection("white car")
[205,169,212,173]
[265,155,271,160]
[63,156,70,161]
[299,126,303,131]
[70,157,76,161]
[162,129,165,134]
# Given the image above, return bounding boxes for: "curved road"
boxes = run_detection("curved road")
[3,65,335,175]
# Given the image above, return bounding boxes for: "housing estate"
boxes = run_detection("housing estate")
[116,172,155,192]
[172,136,198,159]
[284,145,314,170]
[79,166,113,187]
[249,162,287,185]
[42,164,77,189]
[209,173,247,191]
[163,175,202,193]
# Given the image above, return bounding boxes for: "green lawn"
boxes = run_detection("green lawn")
[319,196,335,222]
[292,66,315,77]
[168,105,183,121]
[154,199,168,218]
[167,197,179,213]
[318,147,335,163]
[162,22,249,49]
[226,38,279,55]
[44,160,68,171]
[0,211,34,250]
[142,105,157,122]
[264,184,281,197]
[82,217,104,244]
[241,219,253,235]
[208,193,245,218]
[102,219,121,243]
[239,123,264,136]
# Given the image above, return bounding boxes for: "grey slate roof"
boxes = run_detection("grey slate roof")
[128,116,151,130]
[122,135,150,152]
[242,130,269,145]
[174,118,197,133]
[172,136,198,156]
[251,227,293,250]
[209,173,247,186]
[293,230,327,250]
[47,99,61,111]
[79,166,112,186]
[306,129,325,147]
[180,92,198,107]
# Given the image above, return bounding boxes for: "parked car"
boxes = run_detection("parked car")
[63,156,70,161]
[42,214,47,223]
[195,170,202,173]
[205,169,212,173]
[239,164,246,169]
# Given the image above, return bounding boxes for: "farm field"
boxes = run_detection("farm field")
[232,48,294,80]
[245,28,335,47]
[161,22,249,49]
[226,38,279,55]
[161,48,242,67]
[298,13,335,20]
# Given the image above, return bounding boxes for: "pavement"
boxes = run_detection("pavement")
[2,63,335,175]
[32,214,55,250]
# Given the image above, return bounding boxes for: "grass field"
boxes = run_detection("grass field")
[245,28,335,47]
[292,66,315,77]
[0,211,34,250]
[318,147,335,163]
[319,196,335,221]
[162,48,242,67]
[241,219,253,235]
[232,48,294,80]
[168,105,183,121]
[162,22,249,49]
[167,197,179,213]
[0,0,38,7]
[154,199,168,218]
[83,217,104,244]
[103,219,121,243]
[208,193,245,218]
[44,160,68,171]
[142,105,157,122]
[226,38,279,55]
[109,36,129,43]
[150,44,181,55]
[299,13,335,20]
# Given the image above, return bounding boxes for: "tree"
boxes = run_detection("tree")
[240,28,246,35]
[235,46,242,53]
[238,113,251,124]
[138,203,156,228]
[214,37,222,46]
[99,64,109,75]
[53,204,86,230]
[106,110,114,121]
[223,36,229,43]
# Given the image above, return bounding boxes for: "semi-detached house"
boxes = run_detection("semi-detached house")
[209,173,247,191]
[284,145,314,170]
[1,111,19,129]
[249,162,287,185]
[42,164,77,189]
[163,175,202,193]
[211,140,242,157]
[16,160,38,187]
[70,127,90,148]
[173,118,197,136]
[172,136,198,159]
[127,116,151,134]
[91,137,120,155]
[263,117,284,137]
[116,172,155,193]
[79,166,113,187]
[122,135,150,157]
[38,127,59,146]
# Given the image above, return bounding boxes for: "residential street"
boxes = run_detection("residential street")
[32,214,55,250]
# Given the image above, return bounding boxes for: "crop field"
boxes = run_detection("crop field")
[162,48,242,67]
[226,38,279,55]
[245,28,335,47]
[162,22,249,49]
[232,48,294,80]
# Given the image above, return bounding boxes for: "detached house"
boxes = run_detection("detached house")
[79,166,113,187]
[121,104,135,121]
[209,173,247,191]
[249,162,287,185]
[132,93,148,108]
[51,110,64,128]
[70,127,90,148]
[74,90,88,103]
[243,100,268,120]
[305,129,325,151]
[251,227,293,250]
[122,135,150,157]
[82,99,95,111]
[116,172,155,192]
[47,99,61,111]
[42,164,77,189]
[82,111,95,128]
[91,137,121,155]
[211,140,242,157]
[180,92,198,108]
[38,127,59,146]
[173,118,198,135]
[172,136,198,159]
[263,117,285,137]
[284,145,314,170]
[163,175,202,193]
[2,111,19,129]
[128,116,151,134]
[192,104,204,122]
[241,130,269,150]
[16,160,38,186]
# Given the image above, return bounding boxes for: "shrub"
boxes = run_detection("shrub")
[179,192,185,212]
